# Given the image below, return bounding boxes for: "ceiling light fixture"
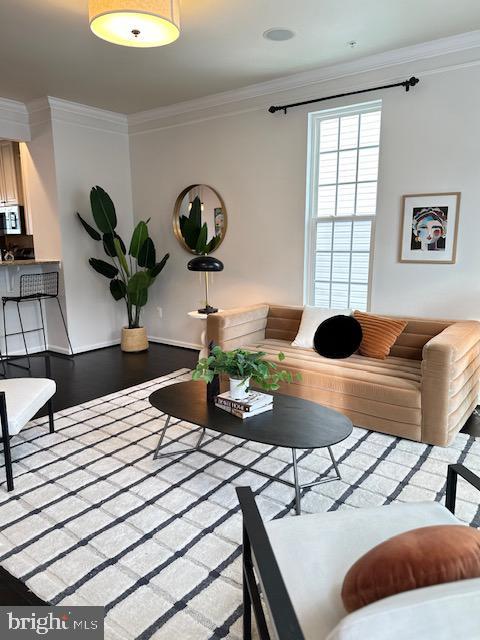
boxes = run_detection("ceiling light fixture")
[89,0,180,48]
[263,28,295,42]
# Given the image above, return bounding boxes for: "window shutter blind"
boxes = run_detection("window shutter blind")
[306,101,382,311]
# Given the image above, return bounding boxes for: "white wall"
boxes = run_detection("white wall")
[21,124,62,261]
[130,107,307,348]
[51,115,134,352]
[130,55,480,348]
[373,66,480,318]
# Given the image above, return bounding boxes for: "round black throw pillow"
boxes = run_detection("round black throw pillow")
[313,315,363,359]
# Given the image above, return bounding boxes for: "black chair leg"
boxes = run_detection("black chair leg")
[47,398,54,434]
[55,297,74,356]
[37,298,48,353]
[243,526,253,640]
[2,299,8,365]
[16,301,31,370]
[0,392,13,491]
[0,346,6,378]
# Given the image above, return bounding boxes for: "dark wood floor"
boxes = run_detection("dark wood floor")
[0,342,199,605]
[0,342,478,605]
[6,342,199,416]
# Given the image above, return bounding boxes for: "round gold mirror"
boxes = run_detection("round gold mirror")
[173,184,227,255]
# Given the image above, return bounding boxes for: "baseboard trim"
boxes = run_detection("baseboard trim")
[50,337,199,354]
[148,335,201,351]
[1,344,45,357]
[48,339,120,355]
[1,337,199,359]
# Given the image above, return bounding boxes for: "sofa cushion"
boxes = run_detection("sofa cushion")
[0,378,56,436]
[314,315,363,359]
[264,502,459,640]
[354,311,407,359]
[292,306,351,349]
[342,524,480,612]
[327,578,480,640]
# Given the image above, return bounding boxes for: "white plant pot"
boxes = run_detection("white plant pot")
[229,377,250,400]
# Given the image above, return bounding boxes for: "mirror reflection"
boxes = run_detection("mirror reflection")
[173,184,227,255]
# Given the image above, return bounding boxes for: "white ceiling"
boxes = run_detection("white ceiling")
[1,0,480,114]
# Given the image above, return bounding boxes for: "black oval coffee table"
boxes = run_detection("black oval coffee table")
[149,380,353,514]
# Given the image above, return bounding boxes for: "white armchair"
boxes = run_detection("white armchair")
[0,355,56,491]
[237,464,480,640]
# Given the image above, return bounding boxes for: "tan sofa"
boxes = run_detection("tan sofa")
[207,304,480,446]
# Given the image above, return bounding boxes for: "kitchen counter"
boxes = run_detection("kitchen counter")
[0,259,60,267]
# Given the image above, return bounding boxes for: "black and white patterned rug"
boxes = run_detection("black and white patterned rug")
[1,368,479,639]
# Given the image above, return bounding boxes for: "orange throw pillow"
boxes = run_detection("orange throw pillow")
[342,525,480,613]
[353,311,407,359]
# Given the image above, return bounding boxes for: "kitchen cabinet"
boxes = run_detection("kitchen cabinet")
[0,141,23,206]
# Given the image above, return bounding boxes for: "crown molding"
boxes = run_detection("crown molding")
[26,97,51,127]
[129,29,480,129]
[0,97,30,140]
[27,96,128,134]
[0,97,29,121]
[47,97,128,134]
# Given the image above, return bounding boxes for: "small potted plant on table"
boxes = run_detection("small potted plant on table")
[192,346,300,400]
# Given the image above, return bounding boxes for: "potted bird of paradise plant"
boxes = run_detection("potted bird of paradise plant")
[76,186,170,352]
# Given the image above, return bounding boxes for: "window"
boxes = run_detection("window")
[304,101,382,311]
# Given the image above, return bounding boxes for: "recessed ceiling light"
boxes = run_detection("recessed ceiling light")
[263,28,295,42]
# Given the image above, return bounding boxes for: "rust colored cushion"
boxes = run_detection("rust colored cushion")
[342,525,480,613]
[353,311,407,359]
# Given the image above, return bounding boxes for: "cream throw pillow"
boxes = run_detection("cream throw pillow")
[292,306,351,349]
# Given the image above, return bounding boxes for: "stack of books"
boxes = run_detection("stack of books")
[215,390,273,419]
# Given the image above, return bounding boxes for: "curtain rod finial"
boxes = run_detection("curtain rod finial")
[404,76,420,91]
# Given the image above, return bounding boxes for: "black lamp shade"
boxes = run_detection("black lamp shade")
[187,256,224,272]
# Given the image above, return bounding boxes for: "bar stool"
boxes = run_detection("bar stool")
[2,272,73,370]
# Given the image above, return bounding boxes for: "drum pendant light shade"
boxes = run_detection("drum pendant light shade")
[89,0,180,48]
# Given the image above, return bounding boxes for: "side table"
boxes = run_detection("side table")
[188,310,223,359]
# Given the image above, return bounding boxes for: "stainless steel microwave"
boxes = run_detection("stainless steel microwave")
[0,205,24,235]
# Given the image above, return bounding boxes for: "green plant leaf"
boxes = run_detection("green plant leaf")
[129,221,148,258]
[206,234,220,254]
[89,258,118,279]
[90,186,117,234]
[195,223,208,254]
[149,253,169,278]
[114,237,130,276]
[103,233,126,258]
[180,197,204,251]
[179,216,187,235]
[182,217,200,251]
[110,278,127,301]
[138,237,156,269]
[190,196,202,228]
[127,271,149,307]
[77,212,101,241]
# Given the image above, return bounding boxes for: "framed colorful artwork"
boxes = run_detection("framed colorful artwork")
[399,192,461,263]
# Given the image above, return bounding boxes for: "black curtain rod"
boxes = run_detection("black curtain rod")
[268,76,419,114]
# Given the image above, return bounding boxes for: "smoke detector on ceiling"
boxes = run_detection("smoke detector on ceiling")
[263,28,295,42]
